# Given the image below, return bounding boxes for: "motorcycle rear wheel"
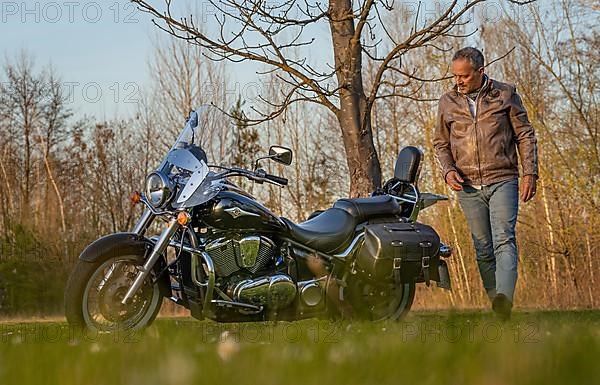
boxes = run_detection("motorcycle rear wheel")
[346,279,415,321]
[64,252,163,332]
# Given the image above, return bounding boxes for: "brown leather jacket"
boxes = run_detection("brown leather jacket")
[433,77,538,186]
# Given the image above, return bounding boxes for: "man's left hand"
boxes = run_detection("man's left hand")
[520,175,537,202]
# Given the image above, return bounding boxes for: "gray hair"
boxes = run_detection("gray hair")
[452,47,485,70]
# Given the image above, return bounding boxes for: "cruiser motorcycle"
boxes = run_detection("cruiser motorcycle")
[64,105,452,331]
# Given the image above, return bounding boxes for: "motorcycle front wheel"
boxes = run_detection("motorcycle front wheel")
[64,251,163,332]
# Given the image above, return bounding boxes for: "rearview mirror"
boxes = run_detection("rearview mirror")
[269,145,293,165]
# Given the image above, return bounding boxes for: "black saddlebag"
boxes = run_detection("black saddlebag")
[355,222,441,285]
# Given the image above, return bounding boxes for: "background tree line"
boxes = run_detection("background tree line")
[0,0,597,315]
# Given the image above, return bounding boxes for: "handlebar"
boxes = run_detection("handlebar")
[210,166,288,187]
[264,173,288,186]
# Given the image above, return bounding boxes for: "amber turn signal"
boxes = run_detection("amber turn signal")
[177,211,191,226]
[130,191,141,205]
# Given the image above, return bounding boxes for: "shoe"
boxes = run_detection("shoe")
[492,293,512,322]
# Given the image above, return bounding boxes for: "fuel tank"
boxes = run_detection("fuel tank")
[200,191,286,232]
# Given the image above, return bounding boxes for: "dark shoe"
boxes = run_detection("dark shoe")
[492,293,512,322]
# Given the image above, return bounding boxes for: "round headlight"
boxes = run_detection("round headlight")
[145,171,174,208]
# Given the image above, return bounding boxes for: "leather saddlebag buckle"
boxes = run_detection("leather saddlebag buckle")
[422,256,430,286]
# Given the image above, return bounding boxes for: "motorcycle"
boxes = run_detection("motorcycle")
[64,105,452,331]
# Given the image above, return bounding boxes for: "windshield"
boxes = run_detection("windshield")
[157,105,233,209]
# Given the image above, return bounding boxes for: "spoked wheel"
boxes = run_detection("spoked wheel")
[346,279,415,321]
[65,254,163,332]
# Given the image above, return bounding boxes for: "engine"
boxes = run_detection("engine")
[205,235,299,310]
[205,235,277,277]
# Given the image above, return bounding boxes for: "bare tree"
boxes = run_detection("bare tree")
[130,0,533,196]
[0,53,44,222]
[148,34,231,152]
[35,70,71,237]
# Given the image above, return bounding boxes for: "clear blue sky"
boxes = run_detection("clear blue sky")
[1,0,165,119]
[1,0,571,120]
[0,0,334,120]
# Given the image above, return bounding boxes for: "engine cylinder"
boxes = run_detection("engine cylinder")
[205,235,275,277]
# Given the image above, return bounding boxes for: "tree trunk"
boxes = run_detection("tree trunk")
[22,119,32,222]
[329,0,381,197]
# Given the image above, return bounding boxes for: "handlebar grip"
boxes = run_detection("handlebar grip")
[265,173,288,186]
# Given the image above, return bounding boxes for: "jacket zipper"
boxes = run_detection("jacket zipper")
[466,80,487,186]
[462,93,484,186]
[474,93,483,185]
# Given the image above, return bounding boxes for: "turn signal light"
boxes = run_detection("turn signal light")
[130,191,141,205]
[177,211,191,226]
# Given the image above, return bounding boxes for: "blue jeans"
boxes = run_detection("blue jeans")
[457,179,519,302]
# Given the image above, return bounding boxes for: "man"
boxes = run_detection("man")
[433,47,538,321]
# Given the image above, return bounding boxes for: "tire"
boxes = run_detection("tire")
[346,279,416,321]
[64,250,163,332]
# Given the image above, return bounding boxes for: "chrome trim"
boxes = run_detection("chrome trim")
[224,207,260,219]
[333,232,365,258]
[205,237,229,253]
[409,184,420,221]
[211,299,262,313]
[238,236,261,268]
[122,219,181,304]
[297,276,327,307]
[390,194,417,204]
[439,243,452,258]
[131,209,155,235]
[282,238,333,261]
[145,171,175,208]
[231,274,297,309]
[162,234,216,318]
[389,184,420,221]
[197,251,216,317]
[139,194,174,216]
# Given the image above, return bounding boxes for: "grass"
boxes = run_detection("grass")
[0,310,598,385]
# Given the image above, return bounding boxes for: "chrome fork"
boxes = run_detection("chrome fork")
[121,219,180,304]
[132,209,155,236]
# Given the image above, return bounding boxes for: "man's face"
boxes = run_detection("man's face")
[451,58,484,94]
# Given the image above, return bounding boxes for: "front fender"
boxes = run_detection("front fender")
[79,232,152,263]
[79,232,171,297]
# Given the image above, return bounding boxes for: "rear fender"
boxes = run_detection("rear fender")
[418,192,448,210]
[79,232,171,297]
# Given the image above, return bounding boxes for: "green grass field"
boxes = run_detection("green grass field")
[1,310,598,385]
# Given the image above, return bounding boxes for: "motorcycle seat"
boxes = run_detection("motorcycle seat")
[333,195,401,223]
[281,208,356,254]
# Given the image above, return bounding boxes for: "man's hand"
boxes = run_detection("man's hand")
[521,174,537,202]
[445,170,464,191]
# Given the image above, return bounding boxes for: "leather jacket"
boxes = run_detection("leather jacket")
[433,77,538,186]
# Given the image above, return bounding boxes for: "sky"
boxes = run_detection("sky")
[0,0,334,120]
[0,0,574,121]
[0,0,337,121]
[1,0,161,119]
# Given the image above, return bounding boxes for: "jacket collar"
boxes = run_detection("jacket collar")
[453,74,492,97]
